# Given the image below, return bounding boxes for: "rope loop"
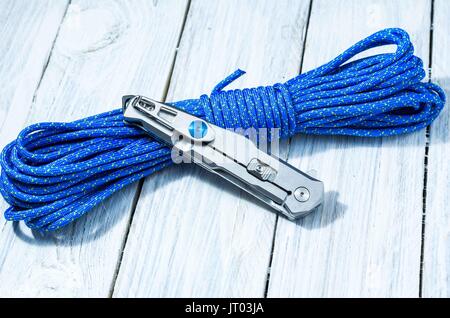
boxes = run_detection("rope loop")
[0,28,446,232]
[200,71,296,138]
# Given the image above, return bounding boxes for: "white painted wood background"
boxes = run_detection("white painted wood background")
[0,0,448,298]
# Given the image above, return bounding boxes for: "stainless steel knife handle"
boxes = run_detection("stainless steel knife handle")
[122,95,324,220]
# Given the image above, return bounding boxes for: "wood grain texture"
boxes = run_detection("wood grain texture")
[0,0,69,293]
[422,0,450,298]
[0,0,69,148]
[113,0,311,297]
[0,0,446,298]
[0,0,188,297]
[267,0,431,297]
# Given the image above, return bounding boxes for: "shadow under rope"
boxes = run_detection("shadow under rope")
[10,163,184,246]
[11,167,345,246]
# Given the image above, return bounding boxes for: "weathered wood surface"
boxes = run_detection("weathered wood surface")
[0,0,188,297]
[0,0,69,148]
[267,0,432,297]
[0,0,70,295]
[113,0,311,297]
[422,0,450,298]
[0,0,448,297]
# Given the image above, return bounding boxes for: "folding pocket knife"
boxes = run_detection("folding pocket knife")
[122,95,324,220]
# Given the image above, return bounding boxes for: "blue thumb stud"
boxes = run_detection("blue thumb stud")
[188,120,208,139]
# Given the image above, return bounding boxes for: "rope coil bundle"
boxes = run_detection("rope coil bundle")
[0,28,445,232]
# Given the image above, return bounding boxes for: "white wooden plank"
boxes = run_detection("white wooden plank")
[0,0,69,147]
[268,0,431,297]
[0,0,188,297]
[422,0,450,298]
[0,0,69,290]
[113,0,311,297]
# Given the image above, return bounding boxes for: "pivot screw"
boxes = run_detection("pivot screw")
[294,187,310,202]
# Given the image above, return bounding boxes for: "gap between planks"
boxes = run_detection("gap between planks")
[108,0,193,297]
[418,0,435,298]
[31,1,72,107]
[263,0,314,298]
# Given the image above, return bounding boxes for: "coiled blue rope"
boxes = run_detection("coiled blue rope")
[0,28,445,232]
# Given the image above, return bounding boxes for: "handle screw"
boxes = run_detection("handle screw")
[294,187,310,202]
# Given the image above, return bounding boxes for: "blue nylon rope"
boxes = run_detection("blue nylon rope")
[0,28,445,232]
